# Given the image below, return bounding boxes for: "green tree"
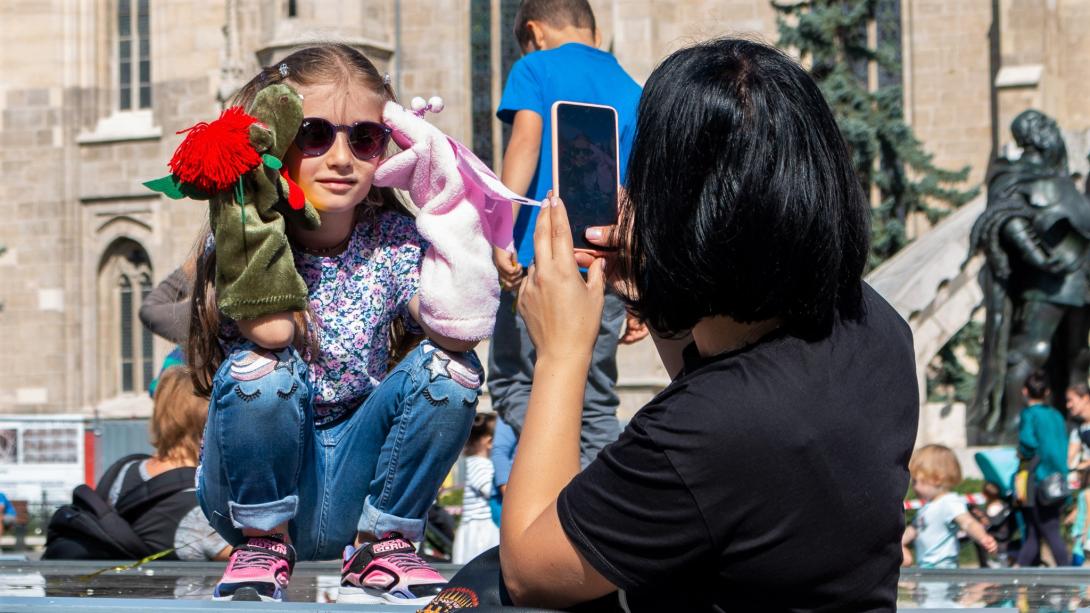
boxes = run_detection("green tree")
[773,0,979,268]
[926,321,982,404]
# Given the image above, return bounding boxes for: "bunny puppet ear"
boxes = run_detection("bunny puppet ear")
[381,101,428,151]
[375,98,538,251]
[448,136,537,252]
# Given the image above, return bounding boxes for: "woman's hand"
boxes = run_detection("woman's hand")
[574,222,639,303]
[518,194,605,364]
[577,221,649,345]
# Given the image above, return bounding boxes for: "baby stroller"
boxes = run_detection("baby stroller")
[973,448,1023,566]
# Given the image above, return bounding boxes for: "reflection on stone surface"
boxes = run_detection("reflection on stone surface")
[0,560,456,602]
[0,572,44,597]
[898,569,1090,611]
[3,561,1090,610]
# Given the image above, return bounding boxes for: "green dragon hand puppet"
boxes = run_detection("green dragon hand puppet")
[145,83,321,322]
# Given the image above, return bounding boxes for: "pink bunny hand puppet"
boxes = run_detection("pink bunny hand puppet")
[373,99,506,342]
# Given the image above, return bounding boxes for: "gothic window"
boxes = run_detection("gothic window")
[499,0,521,149]
[118,0,151,111]
[469,0,527,168]
[98,239,154,397]
[876,0,903,91]
[119,276,134,391]
[470,0,493,167]
[140,274,155,389]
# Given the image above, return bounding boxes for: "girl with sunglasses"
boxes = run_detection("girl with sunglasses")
[184,44,497,605]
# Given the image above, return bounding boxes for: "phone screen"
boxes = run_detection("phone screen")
[553,102,619,250]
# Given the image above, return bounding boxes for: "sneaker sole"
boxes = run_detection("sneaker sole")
[212,586,283,602]
[336,586,434,606]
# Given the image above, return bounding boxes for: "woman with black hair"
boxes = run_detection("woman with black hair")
[1015,370,1069,567]
[457,38,919,612]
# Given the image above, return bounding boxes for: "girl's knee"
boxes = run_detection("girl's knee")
[213,345,308,411]
[412,345,483,408]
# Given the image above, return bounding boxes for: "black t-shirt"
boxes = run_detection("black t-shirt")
[557,283,917,612]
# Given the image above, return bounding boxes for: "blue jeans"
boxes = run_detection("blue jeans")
[196,340,481,560]
[487,290,625,467]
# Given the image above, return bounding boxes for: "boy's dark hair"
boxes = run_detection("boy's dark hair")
[1024,370,1050,400]
[618,38,869,338]
[514,0,597,49]
[1070,381,1090,397]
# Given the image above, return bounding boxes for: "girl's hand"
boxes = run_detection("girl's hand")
[518,195,605,363]
[980,534,998,554]
[493,246,524,292]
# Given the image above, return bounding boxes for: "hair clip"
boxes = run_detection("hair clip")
[278,63,290,78]
[410,95,445,117]
[382,72,392,86]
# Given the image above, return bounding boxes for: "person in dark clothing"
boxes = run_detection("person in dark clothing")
[1015,370,1069,567]
[45,366,229,561]
[487,38,918,612]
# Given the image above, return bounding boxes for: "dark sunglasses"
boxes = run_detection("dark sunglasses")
[294,118,392,160]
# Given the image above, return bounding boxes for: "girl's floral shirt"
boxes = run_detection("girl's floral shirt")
[221,209,425,427]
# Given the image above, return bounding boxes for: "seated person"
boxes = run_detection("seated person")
[44,366,229,561]
[450,38,918,612]
[0,491,16,542]
[101,364,231,562]
[111,366,231,560]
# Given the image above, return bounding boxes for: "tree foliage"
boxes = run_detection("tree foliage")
[773,0,979,268]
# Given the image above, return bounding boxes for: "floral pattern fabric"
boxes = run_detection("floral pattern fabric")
[221,209,425,427]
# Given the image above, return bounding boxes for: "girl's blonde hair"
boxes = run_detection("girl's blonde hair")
[187,44,421,396]
[908,444,962,489]
[150,366,209,465]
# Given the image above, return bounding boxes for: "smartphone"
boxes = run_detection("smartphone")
[551,101,620,251]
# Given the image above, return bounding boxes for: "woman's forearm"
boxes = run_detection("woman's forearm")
[502,354,589,538]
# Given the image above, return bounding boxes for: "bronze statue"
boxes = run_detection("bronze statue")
[969,109,1090,444]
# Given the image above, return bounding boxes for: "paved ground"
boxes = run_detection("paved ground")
[0,560,1086,610]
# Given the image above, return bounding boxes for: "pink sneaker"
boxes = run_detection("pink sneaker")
[338,534,446,605]
[212,535,296,602]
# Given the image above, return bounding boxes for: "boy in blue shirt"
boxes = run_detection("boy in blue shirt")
[489,0,645,467]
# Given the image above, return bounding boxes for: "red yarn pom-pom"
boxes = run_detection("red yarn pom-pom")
[169,106,261,194]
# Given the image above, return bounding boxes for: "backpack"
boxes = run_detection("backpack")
[43,453,198,560]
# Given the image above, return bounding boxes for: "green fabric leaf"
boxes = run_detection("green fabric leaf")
[262,154,283,170]
[143,175,186,200]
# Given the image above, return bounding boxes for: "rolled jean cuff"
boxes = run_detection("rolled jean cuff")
[359,496,426,542]
[229,495,298,531]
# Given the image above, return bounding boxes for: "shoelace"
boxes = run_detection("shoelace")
[381,552,433,573]
[231,547,284,571]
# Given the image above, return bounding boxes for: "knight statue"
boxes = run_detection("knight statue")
[968,109,1090,444]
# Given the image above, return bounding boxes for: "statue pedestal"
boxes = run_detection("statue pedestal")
[918,401,967,449]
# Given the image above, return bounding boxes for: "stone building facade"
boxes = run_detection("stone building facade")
[0,0,1087,419]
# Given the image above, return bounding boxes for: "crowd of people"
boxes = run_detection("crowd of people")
[34,0,1031,610]
[903,370,1090,570]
